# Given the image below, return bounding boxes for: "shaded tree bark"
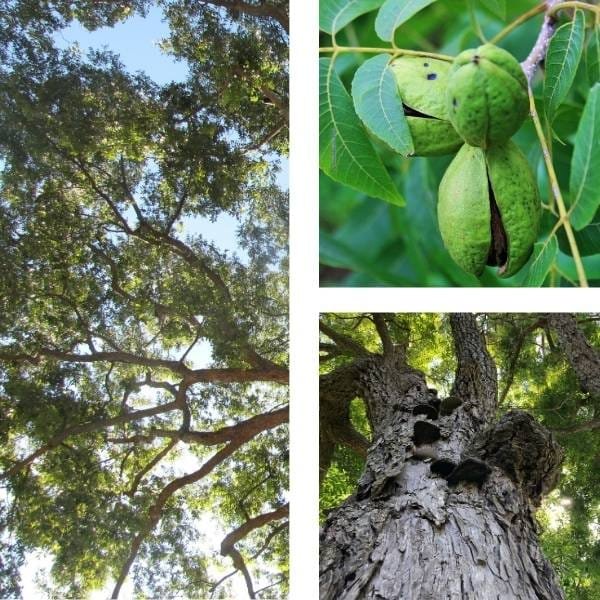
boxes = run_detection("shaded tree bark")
[546,313,600,399]
[320,314,564,600]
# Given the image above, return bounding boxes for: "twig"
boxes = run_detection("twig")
[548,1,600,17]
[490,3,548,45]
[319,46,454,61]
[521,0,561,82]
[527,87,589,286]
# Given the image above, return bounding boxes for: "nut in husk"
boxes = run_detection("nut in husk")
[446,44,528,148]
[390,56,463,156]
[438,140,540,277]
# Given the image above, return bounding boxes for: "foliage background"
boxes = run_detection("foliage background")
[319,0,600,287]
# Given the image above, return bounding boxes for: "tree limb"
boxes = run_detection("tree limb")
[449,314,497,409]
[319,320,370,358]
[202,0,289,33]
[372,314,394,356]
[127,439,179,497]
[546,313,600,399]
[111,413,288,598]
[2,401,180,480]
[220,504,289,599]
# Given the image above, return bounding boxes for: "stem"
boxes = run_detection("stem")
[490,3,548,44]
[521,0,561,82]
[318,46,454,61]
[547,1,600,16]
[527,87,588,287]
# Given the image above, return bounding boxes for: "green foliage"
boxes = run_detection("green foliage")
[320,58,404,206]
[523,235,559,286]
[568,82,600,230]
[319,0,600,287]
[375,0,438,42]
[320,0,385,35]
[544,10,585,125]
[351,54,414,156]
[0,1,288,597]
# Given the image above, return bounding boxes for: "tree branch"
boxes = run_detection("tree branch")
[220,504,289,599]
[521,0,560,82]
[2,401,180,480]
[127,439,179,497]
[449,314,497,409]
[111,411,288,598]
[319,320,371,358]
[372,313,394,355]
[202,0,289,33]
[546,313,600,398]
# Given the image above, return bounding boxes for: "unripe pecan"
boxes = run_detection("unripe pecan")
[390,56,463,156]
[438,141,540,277]
[446,44,528,148]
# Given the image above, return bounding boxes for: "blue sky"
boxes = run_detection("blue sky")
[53,5,288,257]
[54,6,188,84]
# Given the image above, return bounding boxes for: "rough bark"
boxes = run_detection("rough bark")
[546,313,600,399]
[320,314,564,600]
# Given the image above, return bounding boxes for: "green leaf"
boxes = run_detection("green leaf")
[524,235,558,287]
[544,10,585,123]
[477,0,506,20]
[557,251,600,282]
[587,25,600,85]
[319,58,405,206]
[319,0,385,34]
[320,230,408,284]
[375,0,438,42]
[351,54,414,156]
[569,82,600,230]
[558,208,600,257]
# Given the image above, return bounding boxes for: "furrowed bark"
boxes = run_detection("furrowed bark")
[320,314,565,600]
[546,313,600,399]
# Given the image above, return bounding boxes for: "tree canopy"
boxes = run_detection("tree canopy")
[319,313,600,599]
[0,1,288,597]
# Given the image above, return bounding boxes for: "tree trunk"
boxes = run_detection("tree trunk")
[320,315,565,600]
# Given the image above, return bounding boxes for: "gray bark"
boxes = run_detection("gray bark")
[320,314,564,600]
[547,313,600,399]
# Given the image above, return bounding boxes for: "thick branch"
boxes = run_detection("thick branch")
[0,348,190,376]
[546,313,600,399]
[220,503,289,554]
[319,320,371,358]
[449,314,497,409]
[2,401,179,480]
[114,406,289,447]
[202,0,289,33]
[111,409,287,598]
[0,348,288,384]
[188,366,288,385]
[372,314,394,355]
[220,504,289,599]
